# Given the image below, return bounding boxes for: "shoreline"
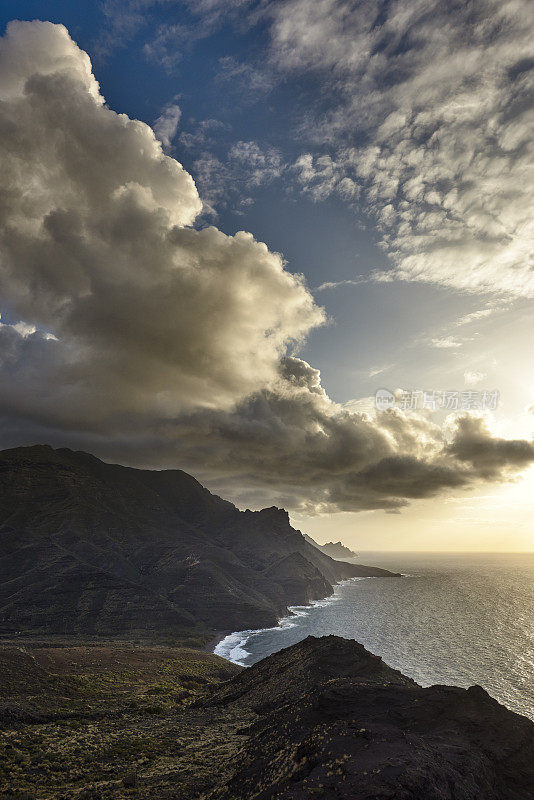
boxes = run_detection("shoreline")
[203,631,231,654]
[209,555,534,722]
[212,576,374,665]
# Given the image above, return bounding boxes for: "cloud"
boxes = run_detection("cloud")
[217,56,274,98]
[431,337,462,350]
[1,20,533,515]
[96,0,157,58]
[98,0,258,63]
[0,314,56,340]
[189,140,285,215]
[464,371,487,387]
[0,20,322,420]
[455,300,510,327]
[315,277,367,292]
[447,416,534,479]
[130,372,534,514]
[229,141,284,186]
[179,118,228,150]
[268,0,534,298]
[143,23,191,71]
[368,365,392,379]
[153,102,181,148]
[191,152,230,213]
[292,153,358,203]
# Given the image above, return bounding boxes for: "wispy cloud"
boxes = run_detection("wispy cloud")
[179,118,228,150]
[153,102,181,148]
[368,365,392,378]
[229,140,284,186]
[431,337,463,350]
[315,276,368,292]
[188,139,286,214]
[217,56,274,98]
[455,300,511,327]
[143,23,191,71]
[464,371,487,387]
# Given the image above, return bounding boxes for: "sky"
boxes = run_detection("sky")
[0,0,533,551]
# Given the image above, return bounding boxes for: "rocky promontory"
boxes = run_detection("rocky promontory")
[204,635,534,799]
[305,535,358,559]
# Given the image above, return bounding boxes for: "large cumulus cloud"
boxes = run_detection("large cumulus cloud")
[0,20,323,419]
[1,19,533,513]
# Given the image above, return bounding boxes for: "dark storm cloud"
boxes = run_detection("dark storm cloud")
[448,417,534,479]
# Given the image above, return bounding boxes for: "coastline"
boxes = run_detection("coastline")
[212,576,373,665]
[203,631,231,654]
[208,553,534,721]
[207,560,402,662]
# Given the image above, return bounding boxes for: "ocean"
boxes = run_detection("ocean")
[215,552,534,721]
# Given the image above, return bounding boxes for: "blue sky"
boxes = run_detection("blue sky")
[0,1,533,549]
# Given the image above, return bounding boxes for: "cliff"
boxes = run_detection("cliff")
[0,446,397,638]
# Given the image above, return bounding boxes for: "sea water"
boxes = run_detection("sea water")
[215,552,534,720]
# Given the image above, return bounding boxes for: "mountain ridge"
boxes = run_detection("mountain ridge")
[0,634,532,799]
[203,635,534,799]
[0,445,398,639]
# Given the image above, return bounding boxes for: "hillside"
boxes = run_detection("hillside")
[0,638,243,798]
[204,636,534,800]
[1,635,532,799]
[0,446,397,639]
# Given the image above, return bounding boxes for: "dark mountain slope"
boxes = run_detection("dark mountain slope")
[0,446,397,637]
[204,636,534,800]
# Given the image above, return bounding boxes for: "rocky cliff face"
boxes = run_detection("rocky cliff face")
[203,636,534,800]
[0,446,397,637]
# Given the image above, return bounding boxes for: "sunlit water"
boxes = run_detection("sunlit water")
[215,552,534,720]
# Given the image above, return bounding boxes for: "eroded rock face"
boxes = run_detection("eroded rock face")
[204,636,534,800]
[0,446,397,637]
